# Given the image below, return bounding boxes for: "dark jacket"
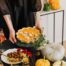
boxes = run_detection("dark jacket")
[0,0,41,38]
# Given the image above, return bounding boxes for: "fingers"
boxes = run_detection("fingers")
[9,37,14,43]
[13,37,16,43]
[35,26,43,33]
[9,29,16,44]
[9,37,16,44]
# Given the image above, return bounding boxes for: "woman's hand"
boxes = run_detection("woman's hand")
[9,29,16,43]
[35,20,43,33]
[35,12,43,32]
[3,15,17,43]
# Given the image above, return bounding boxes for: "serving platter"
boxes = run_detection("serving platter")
[16,35,45,49]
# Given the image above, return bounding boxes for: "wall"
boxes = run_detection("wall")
[40,0,66,43]
[60,0,66,41]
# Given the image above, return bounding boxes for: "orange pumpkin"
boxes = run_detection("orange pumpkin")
[49,0,59,4]
[48,0,60,10]
[49,0,54,4]
[35,58,50,66]
[51,2,60,10]
[0,35,6,43]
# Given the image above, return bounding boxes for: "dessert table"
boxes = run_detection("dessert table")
[0,40,66,66]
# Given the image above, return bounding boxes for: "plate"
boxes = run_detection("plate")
[1,48,22,64]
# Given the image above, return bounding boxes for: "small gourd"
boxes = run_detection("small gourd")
[53,60,61,66]
[53,60,66,66]
[35,57,50,66]
[43,3,51,11]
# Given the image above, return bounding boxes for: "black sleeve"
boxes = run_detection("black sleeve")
[0,0,10,15]
[30,0,42,12]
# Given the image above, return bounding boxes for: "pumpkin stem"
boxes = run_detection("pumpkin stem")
[44,56,45,60]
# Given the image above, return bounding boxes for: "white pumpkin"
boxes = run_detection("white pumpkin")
[53,60,61,66]
[41,43,65,62]
[53,60,66,66]
[62,61,66,66]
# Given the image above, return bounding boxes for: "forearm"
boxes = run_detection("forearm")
[34,11,41,27]
[3,15,14,32]
[34,11,43,32]
[35,11,41,21]
[3,15,16,43]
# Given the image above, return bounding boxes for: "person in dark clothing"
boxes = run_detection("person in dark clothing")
[0,0,42,43]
